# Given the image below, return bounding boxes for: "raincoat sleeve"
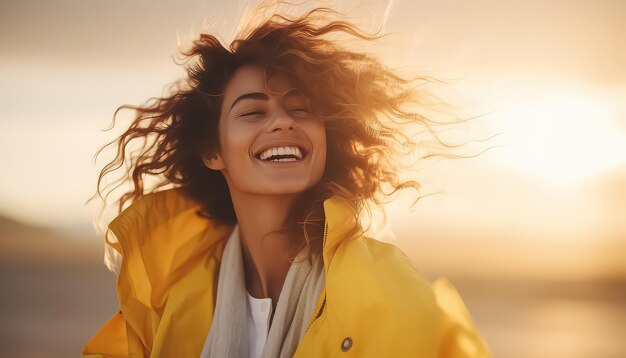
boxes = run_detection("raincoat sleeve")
[433,277,492,358]
[82,229,137,358]
[82,311,129,358]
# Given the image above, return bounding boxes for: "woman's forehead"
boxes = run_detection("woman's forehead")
[224,65,297,99]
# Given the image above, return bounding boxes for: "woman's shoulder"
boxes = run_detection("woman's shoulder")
[334,235,430,283]
[326,235,492,357]
[104,188,233,302]
[108,188,203,237]
[327,235,438,315]
[107,188,232,254]
[316,236,440,355]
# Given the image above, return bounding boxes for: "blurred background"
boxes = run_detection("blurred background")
[1,0,624,357]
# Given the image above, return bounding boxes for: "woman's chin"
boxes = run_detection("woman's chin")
[251,182,315,195]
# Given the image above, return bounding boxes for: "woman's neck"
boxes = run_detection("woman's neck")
[229,190,302,304]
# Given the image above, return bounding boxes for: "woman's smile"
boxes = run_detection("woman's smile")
[253,145,312,168]
[253,143,310,165]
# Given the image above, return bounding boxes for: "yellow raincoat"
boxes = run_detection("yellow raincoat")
[83,188,491,357]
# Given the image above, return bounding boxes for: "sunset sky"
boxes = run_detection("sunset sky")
[1,0,624,278]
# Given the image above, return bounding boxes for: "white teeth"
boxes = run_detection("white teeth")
[270,158,297,162]
[258,146,304,161]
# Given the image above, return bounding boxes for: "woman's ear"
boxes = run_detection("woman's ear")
[202,149,225,171]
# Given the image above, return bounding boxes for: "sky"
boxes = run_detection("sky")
[1,0,625,277]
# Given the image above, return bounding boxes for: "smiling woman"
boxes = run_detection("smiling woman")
[84,4,491,358]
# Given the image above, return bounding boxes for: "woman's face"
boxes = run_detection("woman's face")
[203,64,326,196]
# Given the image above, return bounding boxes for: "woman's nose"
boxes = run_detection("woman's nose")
[268,111,295,132]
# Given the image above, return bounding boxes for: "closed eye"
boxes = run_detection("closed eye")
[241,111,265,117]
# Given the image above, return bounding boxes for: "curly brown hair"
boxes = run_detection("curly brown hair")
[94,6,463,260]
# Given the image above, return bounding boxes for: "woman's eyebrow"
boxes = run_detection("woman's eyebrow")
[229,92,269,111]
[229,89,304,112]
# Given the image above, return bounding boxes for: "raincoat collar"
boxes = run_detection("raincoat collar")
[320,196,363,273]
[109,188,363,281]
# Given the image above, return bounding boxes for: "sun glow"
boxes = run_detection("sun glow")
[490,84,626,186]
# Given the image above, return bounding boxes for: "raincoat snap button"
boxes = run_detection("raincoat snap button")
[341,337,353,352]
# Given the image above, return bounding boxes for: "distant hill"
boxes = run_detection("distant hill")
[0,215,103,266]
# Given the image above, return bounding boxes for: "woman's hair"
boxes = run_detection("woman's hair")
[94,5,464,260]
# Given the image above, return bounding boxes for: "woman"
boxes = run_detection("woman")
[83,5,491,358]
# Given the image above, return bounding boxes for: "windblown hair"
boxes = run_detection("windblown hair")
[95,6,460,261]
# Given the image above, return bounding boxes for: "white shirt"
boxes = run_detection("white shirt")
[246,291,273,358]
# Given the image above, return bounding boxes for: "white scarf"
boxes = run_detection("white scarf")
[200,224,325,358]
